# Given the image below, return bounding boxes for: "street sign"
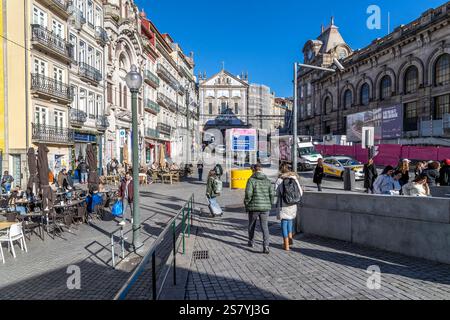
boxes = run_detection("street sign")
[362,127,375,149]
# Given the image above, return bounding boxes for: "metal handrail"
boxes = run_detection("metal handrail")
[113,194,194,300]
[110,226,125,268]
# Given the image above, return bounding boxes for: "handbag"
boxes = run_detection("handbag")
[111,200,124,217]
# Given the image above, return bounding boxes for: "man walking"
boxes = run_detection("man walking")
[118,172,134,226]
[78,159,89,184]
[244,164,274,254]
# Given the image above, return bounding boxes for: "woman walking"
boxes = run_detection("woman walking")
[275,164,303,251]
[313,158,324,191]
[363,158,378,194]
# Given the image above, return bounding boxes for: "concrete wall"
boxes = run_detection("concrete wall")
[430,186,450,198]
[298,192,450,264]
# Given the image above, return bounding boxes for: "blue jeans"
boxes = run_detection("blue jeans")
[281,219,294,239]
[81,173,88,183]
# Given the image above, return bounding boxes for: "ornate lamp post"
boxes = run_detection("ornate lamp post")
[125,64,143,250]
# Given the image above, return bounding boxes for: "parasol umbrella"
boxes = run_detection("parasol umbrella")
[37,144,55,211]
[27,147,39,196]
[159,144,166,168]
[86,144,99,191]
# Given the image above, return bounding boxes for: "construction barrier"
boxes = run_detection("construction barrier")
[231,169,253,189]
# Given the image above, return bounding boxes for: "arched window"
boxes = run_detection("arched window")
[435,54,450,86]
[404,66,419,93]
[380,75,392,100]
[360,83,370,106]
[343,90,352,109]
[324,97,332,114]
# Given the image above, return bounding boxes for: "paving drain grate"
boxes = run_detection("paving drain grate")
[193,250,209,260]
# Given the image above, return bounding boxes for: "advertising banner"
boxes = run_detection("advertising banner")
[381,105,403,139]
[229,129,257,152]
[347,109,382,142]
[347,106,402,142]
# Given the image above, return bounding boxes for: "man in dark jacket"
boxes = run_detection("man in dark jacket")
[439,159,450,186]
[244,164,274,254]
[78,160,89,184]
[118,172,134,226]
[363,158,378,194]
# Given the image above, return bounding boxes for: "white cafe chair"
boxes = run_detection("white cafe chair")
[0,223,28,260]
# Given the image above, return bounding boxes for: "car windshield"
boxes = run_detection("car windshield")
[338,159,361,166]
[298,147,316,156]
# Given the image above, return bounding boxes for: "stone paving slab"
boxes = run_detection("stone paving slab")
[184,187,450,300]
[0,179,205,300]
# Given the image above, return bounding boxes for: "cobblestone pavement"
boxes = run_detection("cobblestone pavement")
[185,187,450,300]
[0,179,205,300]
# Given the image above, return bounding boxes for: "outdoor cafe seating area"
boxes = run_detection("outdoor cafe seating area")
[0,182,119,264]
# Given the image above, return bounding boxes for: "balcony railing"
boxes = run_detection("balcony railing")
[79,62,102,84]
[31,24,74,61]
[40,0,70,16]
[157,123,172,135]
[31,73,73,102]
[69,109,87,127]
[157,92,177,112]
[145,128,160,139]
[32,123,74,144]
[144,99,160,115]
[96,115,110,131]
[95,26,108,46]
[144,70,160,88]
[157,63,180,91]
[68,5,86,29]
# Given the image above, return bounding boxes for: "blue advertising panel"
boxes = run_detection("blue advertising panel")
[230,129,257,152]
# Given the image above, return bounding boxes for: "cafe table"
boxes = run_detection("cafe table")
[0,221,15,231]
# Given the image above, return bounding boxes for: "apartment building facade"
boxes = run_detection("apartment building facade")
[68,0,107,171]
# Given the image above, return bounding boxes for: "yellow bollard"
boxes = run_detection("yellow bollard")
[230,169,253,189]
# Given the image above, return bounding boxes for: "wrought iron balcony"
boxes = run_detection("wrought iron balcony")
[96,115,110,131]
[145,128,160,139]
[157,123,172,135]
[79,62,102,85]
[177,104,187,115]
[31,73,73,103]
[39,0,70,17]
[69,109,87,127]
[180,65,193,80]
[157,92,177,112]
[32,123,74,144]
[68,5,86,30]
[157,63,180,91]
[144,70,160,88]
[31,24,74,62]
[95,26,108,46]
[144,99,160,115]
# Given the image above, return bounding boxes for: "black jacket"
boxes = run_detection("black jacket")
[78,162,89,173]
[363,164,378,188]
[422,168,440,187]
[313,165,324,184]
[439,165,450,186]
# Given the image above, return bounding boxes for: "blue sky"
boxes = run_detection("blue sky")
[135,0,445,97]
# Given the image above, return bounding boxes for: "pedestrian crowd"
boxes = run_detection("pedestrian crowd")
[363,158,450,197]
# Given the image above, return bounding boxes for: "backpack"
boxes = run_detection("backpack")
[282,177,302,205]
[212,177,223,194]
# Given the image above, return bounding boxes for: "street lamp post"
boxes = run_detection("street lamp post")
[125,65,143,251]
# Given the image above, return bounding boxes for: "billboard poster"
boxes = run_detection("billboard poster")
[229,129,257,152]
[381,105,403,139]
[347,109,382,142]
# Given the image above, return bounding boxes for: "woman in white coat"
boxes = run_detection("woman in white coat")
[275,164,303,251]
